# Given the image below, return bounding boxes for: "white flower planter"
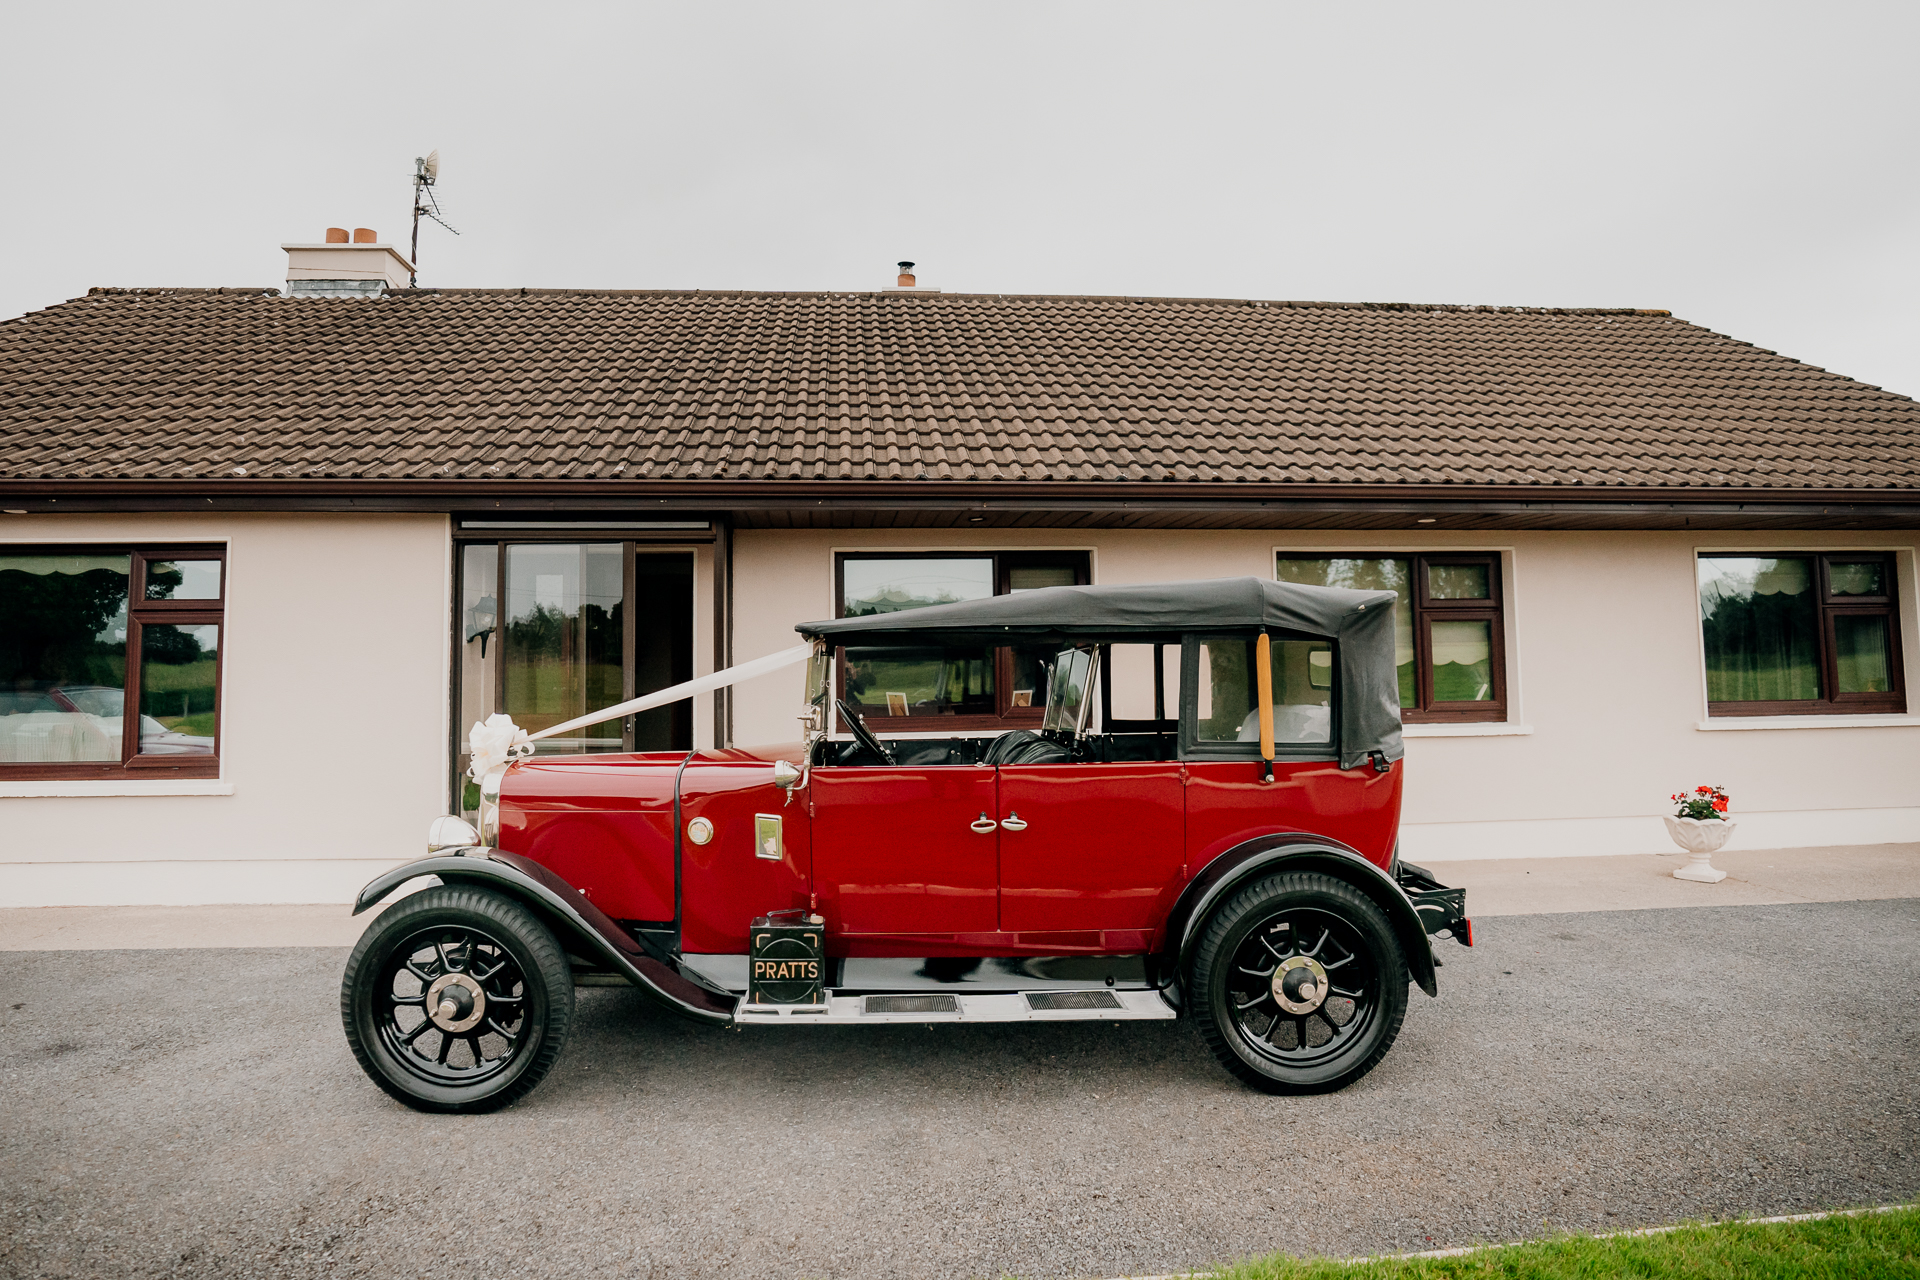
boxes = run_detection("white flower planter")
[1664,815,1734,883]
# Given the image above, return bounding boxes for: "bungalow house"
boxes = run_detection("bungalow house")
[2,241,1917,906]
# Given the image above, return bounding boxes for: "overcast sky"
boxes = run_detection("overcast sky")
[6,1,1917,396]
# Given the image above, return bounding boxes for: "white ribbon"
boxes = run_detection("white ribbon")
[467,642,816,780]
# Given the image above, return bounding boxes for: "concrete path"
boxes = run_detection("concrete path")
[2,898,1916,1279]
[1438,841,1920,917]
[2,842,1913,950]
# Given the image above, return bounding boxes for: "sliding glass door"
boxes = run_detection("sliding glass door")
[456,542,694,809]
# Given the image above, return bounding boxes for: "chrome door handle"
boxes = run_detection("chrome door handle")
[999,813,1028,832]
[970,814,998,833]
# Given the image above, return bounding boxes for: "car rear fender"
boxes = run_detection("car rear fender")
[1168,836,1438,998]
[352,849,736,1024]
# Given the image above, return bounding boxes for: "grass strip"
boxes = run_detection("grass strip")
[1209,1204,1920,1279]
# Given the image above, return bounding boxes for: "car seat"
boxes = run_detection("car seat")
[981,729,1072,765]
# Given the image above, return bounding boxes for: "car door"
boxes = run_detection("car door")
[808,764,1000,940]
[994,761,1186,946]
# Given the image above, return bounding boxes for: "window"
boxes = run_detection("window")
[833,551,1089,728]
[1698,553,1905,715]
[1276,554,1505,722]
[0,546,225,779]
[1182,634,1334,758]
[456,540,696,802]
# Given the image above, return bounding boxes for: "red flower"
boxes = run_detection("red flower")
[1696,785,1712,794]
[1713,798,1728,812]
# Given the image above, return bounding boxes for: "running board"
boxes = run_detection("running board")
[734,988,1176,1025]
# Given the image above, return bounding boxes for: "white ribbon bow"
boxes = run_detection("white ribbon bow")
[467,712,530,780]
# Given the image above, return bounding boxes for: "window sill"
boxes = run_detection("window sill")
[1695,714,1920,732]
[1402,722,1533,738]
[0,779,235,798]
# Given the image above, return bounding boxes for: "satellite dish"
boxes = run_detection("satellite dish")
[424,149,440,183]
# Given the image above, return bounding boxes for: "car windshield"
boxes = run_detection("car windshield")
[1041,648,1094,734]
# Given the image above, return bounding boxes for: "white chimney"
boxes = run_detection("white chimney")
[282,227,415,297]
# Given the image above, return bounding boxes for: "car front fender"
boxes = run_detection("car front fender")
[1168,836,1439,998]
[352,849,735,1024]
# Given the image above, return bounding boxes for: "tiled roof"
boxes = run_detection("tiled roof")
[2,286,1917,490]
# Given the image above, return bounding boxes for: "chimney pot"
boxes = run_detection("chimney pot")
[325,227,350,244]
[353,228,378,244]
[896,260,916,288]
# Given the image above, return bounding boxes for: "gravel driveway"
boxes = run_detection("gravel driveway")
[3,898,1917,1279]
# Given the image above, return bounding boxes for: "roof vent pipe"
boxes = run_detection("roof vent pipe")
[896,261,915,288]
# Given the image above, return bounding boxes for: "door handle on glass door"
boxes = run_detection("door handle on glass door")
[999,813,1028,832]
[970,814,999,833]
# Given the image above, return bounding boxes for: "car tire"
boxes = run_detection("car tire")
[1190,871,1408,1095]
[341,885,575,1114]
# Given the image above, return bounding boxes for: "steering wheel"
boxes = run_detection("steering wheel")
[836,697,895,765]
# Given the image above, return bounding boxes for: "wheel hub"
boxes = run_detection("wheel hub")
[1271,955,1330,1015]
[426,972,487,1033]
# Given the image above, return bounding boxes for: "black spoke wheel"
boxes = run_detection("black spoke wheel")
[341,886,574,1113]
[1191,871,1408,1094]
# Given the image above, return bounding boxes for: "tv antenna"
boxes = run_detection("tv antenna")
[409,149,460,286]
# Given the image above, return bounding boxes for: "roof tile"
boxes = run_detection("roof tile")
[1,288,1915,489]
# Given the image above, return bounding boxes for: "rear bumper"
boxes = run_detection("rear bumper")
[1395,860,1472,947]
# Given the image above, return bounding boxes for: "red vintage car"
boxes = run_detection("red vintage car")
[340,578,1470,1112]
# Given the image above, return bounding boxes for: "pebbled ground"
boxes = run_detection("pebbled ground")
[2,899,1916,1279]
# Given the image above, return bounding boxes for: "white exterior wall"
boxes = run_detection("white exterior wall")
[1,513,452,906]
[729,527,1920,861]
[9,517,1910,906]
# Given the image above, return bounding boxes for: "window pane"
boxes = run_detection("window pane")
[1193,637,1254,742]
[1427,563,1489,600]
[1007,566,1077,592]
[632,554,695,751]
[1277,558,1413,707]
[1828,562,1885,597]
[504,544,625,752]
[1834,615,1893,694]
[458,545,499,771]
[0,555,130,762]
[1272,640,1333,742]
[1429,620,1493,702]
[145,560,221,600]
[1698,558,1821,702]
[843,559,994,615]
[844,645,993,717]
[1008,646,1053,711]
[138,623,218,753]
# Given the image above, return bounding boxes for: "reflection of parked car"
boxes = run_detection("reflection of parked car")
[0,686,213,761]
[52,685,214,754]
[342,578,1471,1113]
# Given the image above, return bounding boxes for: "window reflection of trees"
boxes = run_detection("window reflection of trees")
[502,546,625,750]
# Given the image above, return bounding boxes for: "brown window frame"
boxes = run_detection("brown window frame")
[1,543,226,781]
[1277,552,1508,724]
[1701,551,1907,717]
[832,550,1092,731]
